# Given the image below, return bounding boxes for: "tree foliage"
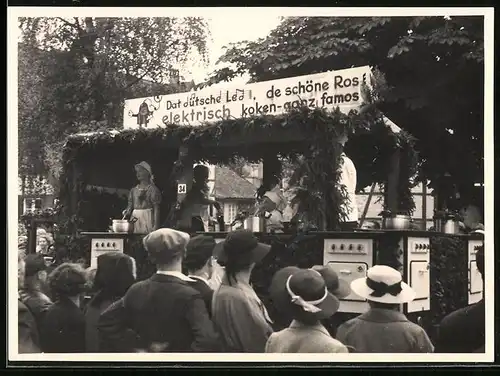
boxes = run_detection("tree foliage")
[204,16,484,204]
[18,17,209,183]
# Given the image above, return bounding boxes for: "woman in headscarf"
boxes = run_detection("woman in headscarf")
[211,230,274,352]
[84,252,137,352]
[177,164,222,233]
[123,161,162,234]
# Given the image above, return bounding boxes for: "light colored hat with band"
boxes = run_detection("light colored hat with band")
[350,264,416,304]
[269,267,340,321]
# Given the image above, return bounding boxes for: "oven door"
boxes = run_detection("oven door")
[470,261,483,294]
[327,262,368,302]
[409,261,430,300]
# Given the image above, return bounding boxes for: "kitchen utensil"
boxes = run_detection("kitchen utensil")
[381,214,411,230]
[244,216,265,232]
[442,219,459,234]
[112,219,131,233]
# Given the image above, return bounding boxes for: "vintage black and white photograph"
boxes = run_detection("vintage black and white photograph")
[8,7,493,363]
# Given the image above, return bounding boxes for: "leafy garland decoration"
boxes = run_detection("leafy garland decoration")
[57,104,419,238]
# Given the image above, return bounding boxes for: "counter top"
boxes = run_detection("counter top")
[80,230,483,240]
[197,230,483,239]
[80,232,145,237]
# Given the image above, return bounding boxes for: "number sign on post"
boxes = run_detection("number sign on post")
[177,184,187,194]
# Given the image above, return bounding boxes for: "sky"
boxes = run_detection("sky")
[185,15,282,85]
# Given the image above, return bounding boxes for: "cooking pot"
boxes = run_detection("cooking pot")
[381,214,411,230]
[112,219,135,233]
[433,218,460,234]
[442,219,460,234]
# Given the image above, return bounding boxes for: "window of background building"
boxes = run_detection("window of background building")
[225,202,238,224]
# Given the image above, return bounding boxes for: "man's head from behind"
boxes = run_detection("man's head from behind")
[24,253,49,289]
[184,235,216,278]
[143,228,190,271]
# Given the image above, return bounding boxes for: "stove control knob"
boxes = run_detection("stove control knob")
[331,244,336,251]
[106,242,111,248]
[340,244,345,251]
[101,242,105,247]
[348,244,353,251]
[95,242,99,248]
[112,242,116,248]
[357,244,363,251]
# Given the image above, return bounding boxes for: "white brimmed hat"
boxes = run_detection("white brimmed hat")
[350,265,416,304]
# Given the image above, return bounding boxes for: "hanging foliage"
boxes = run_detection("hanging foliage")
[58,102,418,235]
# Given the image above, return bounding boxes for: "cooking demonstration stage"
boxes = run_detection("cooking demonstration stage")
[55,67,484,343]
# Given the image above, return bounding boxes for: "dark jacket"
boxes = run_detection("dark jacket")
[98,297,141,352]
[85,293,117,352]
[435,300,485,353]
[98,273,222,352]
[19,288,53,331]
[40,298,86,353]
[18,300,40,353]
[188,276,214,317]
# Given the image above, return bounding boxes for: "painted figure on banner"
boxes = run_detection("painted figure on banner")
[130,102,152,128]
[123,161,162,234]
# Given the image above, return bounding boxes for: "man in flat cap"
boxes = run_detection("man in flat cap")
[99,228,221,352]
[184,235,217,317]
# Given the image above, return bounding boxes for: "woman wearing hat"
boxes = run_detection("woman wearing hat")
[336,265,434,353]
[123,161,162,234]
[266,265,350,353]
[211,229,274,352]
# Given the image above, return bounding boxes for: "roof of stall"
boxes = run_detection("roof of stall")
[63,108,405,177]
[64,108,349,164]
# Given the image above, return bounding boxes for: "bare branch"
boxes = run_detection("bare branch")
[57,17,81,31]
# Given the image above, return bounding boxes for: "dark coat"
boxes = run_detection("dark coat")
[188,277,214,317]
[98,273,222,352]
[435,300,485,353]
[18,300,40,353]
[84,293,117,352]
[40,298,86,353]
[19,288,53,332]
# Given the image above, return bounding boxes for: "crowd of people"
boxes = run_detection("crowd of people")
[17,228,485,354]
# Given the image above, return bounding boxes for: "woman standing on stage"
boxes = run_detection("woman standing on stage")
[123,161,162,234]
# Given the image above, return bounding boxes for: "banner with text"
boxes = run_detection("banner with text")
[123,66,372,129]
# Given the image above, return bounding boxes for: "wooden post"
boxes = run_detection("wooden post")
[26,219,37,255]
[422,180,427,230]
[386,148,401,213]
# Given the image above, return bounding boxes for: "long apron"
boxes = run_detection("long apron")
[131,208,153,234]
